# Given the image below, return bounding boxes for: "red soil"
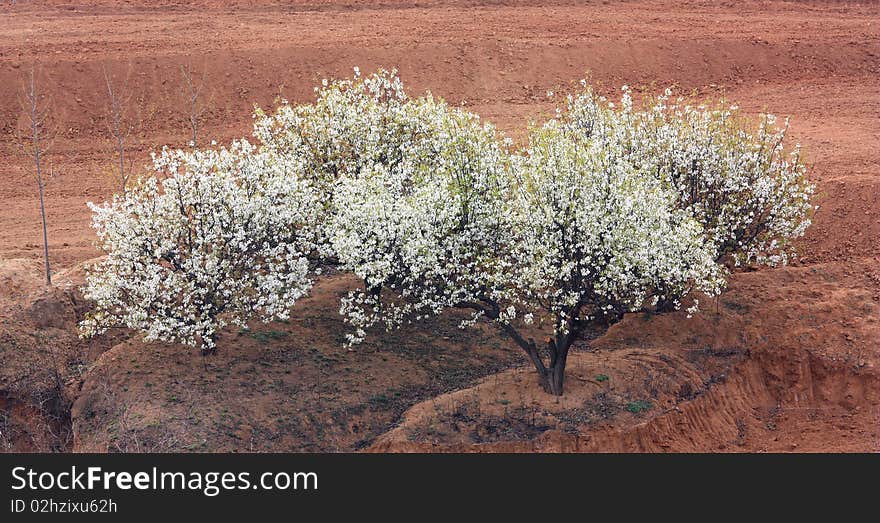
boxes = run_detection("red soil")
[0,0,878,452]
[371,260,880,452]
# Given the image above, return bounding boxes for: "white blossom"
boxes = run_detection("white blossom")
[80,140,324,351]
[558,85,815,267]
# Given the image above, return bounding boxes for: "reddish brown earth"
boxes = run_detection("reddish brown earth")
[0,0,878,452]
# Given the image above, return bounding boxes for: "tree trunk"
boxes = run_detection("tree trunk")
[527,338,571,396]
[117,140,126,194]
[536,352,567,396]
[500,328,574,396]
[37,178,50,285]
[545,357,566,396]
[35,156,50,285]
[473,300,578,397]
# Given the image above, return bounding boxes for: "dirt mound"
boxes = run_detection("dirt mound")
[56,259,879,453]
[69,274,525,452]
[369,261,880,452]
[0,258,123,451]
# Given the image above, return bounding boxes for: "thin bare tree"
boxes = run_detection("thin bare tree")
[16,68,54,285]
[102,63,136,194]
[179,60,210,147]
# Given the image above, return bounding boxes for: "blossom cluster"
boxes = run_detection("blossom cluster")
[506,120,724,332]
[330,96,514,344]
[251,70,515,344]
[558,84,814,267]
[81,140,324,350]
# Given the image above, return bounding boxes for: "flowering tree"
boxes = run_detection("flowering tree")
[251,69,517,348]
[327,73,811,395]
[329,94,514,346]
[328,73,722,395]
[559,84,814,268]
[332,118,722,394]
[80,70,814,396]
[80,140,324,353]
[79,70,411,352]
[492,123,722,393]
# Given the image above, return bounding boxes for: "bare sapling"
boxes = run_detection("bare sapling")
[179,60,211,147]
[102,63,136,194]
[16,67,55,285]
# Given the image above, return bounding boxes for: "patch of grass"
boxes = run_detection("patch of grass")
[251,330,288,343]
[596,374,609,382]
[367,393,391,408]
[722,300,750,313]
[625,399,653,414]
